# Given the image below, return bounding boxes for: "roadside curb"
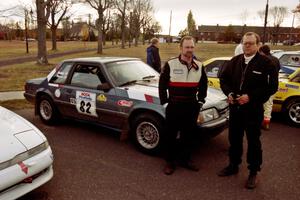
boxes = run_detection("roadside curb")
[0,91,25,101]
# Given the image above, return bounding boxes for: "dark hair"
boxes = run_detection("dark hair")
[243,32,260,44]
[180,36,194,47]
[259,45,271,55]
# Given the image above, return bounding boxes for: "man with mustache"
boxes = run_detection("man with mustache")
[159,36,208,175]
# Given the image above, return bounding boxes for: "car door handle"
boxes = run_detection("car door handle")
[66,89,72,94]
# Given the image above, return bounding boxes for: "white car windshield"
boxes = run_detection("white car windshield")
[106,60,159,86]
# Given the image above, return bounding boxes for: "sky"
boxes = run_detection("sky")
[0,0,299,35]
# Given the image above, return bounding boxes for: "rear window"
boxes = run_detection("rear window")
[279,54,300,68]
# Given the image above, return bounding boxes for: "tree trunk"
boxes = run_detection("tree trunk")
[51,26,57,50]
[36,0,48,65]
[97,12,103,54]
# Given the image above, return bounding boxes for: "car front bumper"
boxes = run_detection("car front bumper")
[0,147,53,200]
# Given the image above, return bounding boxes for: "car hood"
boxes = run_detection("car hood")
[123,81,228,109]
[0,106,46,163]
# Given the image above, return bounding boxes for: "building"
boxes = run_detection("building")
[197,24,300,43]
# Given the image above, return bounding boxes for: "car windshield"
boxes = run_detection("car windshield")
[106,60,159,86]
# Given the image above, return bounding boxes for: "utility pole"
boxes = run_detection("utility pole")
[168,10,172,44]
[262,0,269,44]
[24,9,29,53]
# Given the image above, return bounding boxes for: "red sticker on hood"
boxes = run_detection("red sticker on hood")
[18,162,28,174]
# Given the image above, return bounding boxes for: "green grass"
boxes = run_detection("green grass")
[0,99,34,110]
[0,42,299,92]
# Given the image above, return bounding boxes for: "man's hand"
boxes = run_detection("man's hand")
[227,93,235,104]
[237,94,249,105]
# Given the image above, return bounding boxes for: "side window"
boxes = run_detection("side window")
[50,63,73,84]
[204,60,225,78]
[280,54,300,67]
[70,64,104,89]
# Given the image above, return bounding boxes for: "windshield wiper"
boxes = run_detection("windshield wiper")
[142,75,156,80]
[119,80,138,87]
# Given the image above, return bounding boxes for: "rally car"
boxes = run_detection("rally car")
[24,57,229,154]
[203,57,300,126]
[0,106,53,200]
[272,51,300,74]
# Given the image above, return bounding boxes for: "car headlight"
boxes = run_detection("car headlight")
[197,108,219,124]
[0,141,49,171]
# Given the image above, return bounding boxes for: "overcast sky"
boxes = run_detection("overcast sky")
[1,0,299,35]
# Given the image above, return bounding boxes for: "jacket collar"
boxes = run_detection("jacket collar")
[178,54,199,70]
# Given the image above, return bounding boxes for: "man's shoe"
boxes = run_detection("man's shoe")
[245,173,258,189]
[179,160,199,172]
[217,164,239,177]
[163,162,175,175]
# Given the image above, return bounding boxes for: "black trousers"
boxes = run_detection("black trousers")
[228,104,264,172]
[165,102,200,163]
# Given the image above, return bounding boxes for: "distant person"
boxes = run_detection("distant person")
[147,38,161,73]
[234,42,243,56]
[259,45,281,130]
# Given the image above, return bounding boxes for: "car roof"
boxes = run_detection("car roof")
[273,51,300,58]
[63,57,141,64]
[203,57,231,65]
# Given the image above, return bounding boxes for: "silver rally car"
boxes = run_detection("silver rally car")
[24,57,229,154]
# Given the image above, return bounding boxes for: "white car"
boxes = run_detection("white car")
[0,106,53,200]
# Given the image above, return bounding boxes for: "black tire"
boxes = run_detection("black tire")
[284,98,300,127]
[37,95,59,125]
[131,113,164,154]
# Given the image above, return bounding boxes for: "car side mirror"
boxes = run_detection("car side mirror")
[97,83,111,91]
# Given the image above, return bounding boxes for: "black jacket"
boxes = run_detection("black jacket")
[159,56,207,105]
[147,45,161,72]
[220,52,278,106]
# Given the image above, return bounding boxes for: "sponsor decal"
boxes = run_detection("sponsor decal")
[278,88,288,93]
[54,89,61,98]
[18,162,28,174]
[173,69,184,74]
[76,91,98,117]
[252,70,262,74]
[97,94,107,102]
[285,84,299,89]
[70,98,76,105]
[144,94,154,103]
[117,100,133,107]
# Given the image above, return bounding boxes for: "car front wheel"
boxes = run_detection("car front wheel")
[284,98,300,126]
[131,113,164,154]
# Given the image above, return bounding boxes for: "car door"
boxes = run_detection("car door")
[204,60,227,89]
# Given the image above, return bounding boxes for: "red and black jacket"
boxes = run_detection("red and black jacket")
[159,55,208,105]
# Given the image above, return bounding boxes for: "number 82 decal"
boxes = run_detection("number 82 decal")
[76,91,98,117]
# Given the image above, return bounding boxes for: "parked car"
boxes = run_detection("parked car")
[24,57,229,154]
[0,106,53,200]
[272,51,300,74]
[282,39,295,46]
[203,57,300,126]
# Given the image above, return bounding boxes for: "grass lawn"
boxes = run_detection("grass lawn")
[0,40,116,60]
[0,42,299,92]
[0,99,33,110]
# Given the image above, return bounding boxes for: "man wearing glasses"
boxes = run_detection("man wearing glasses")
[218,32,278,189]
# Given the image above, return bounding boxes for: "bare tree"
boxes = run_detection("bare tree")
[86,0,114,54]
[130,0,153,46]
[36,0,51,65]
[115,0,129,49]
[269,6,288,44]
[240,9,249,25]
[48,0,71,50]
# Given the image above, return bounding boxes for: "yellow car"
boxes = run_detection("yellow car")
[203,57,300,126]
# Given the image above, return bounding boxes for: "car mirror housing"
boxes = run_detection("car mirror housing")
[97,83,111,91]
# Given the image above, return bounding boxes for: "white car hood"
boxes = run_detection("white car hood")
[123,83,227,107]
[0,106,46,163]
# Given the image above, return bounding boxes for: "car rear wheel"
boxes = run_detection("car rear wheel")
[38,95,59,125]
[284,98,300,126]
[131,113,164,154]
